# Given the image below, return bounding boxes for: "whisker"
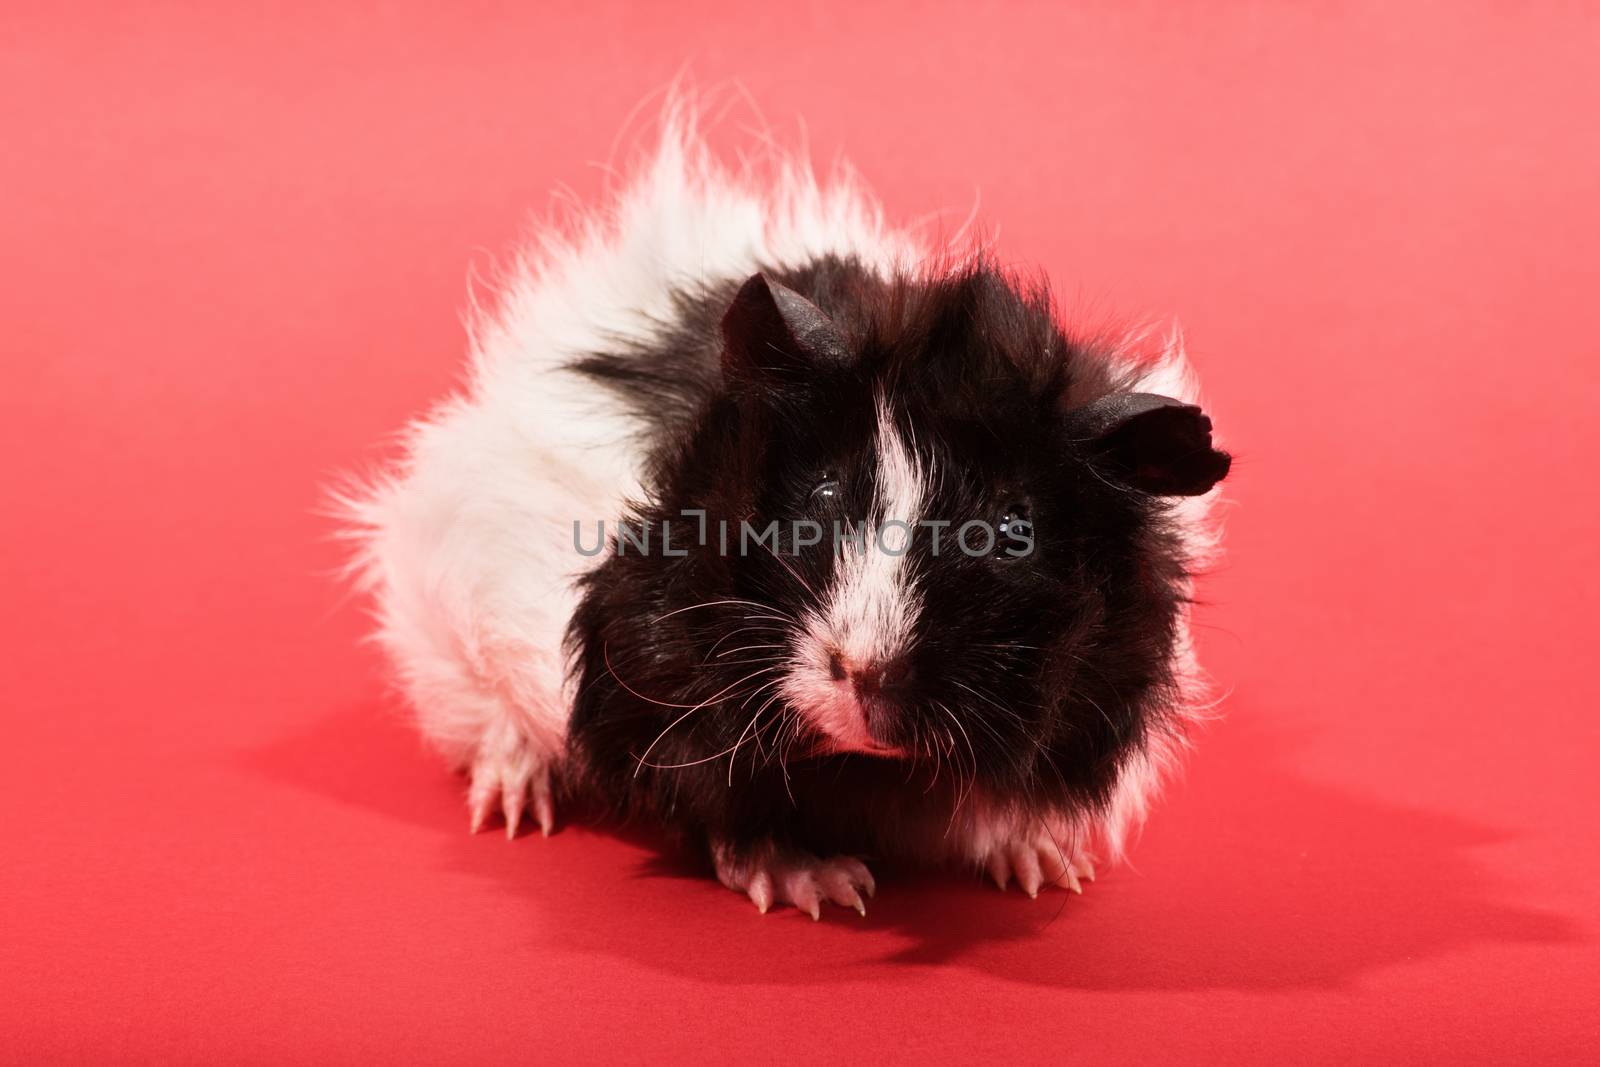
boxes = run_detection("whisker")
[902,725,923,786]
[631,665,780,776]
[728,689,785,786]
[950,679,1028,724]
[938,702,976,826]
[694,655,785,674]
[1035,814,1074,926]
[604,641,709,710]
[951,692,1017,751]
[650,598,795,624]
[775,710,799,804]
[756,538,821,602]
[715,643,783,658]
[923,717,945,795]
[701,625,787,660]
[737,677,781,710]
[637,685,781,772]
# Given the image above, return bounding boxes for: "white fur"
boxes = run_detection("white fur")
[1095,326,1227,861]
[336,106,915,781]
[781,397,927,750]
[337,102,1221,865]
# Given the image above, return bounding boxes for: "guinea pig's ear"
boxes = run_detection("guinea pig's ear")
[1066,392,1231,496]
[720,272,851,383]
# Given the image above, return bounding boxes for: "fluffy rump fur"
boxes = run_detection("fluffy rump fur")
[335,101,1225,885]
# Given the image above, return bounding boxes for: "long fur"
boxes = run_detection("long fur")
[335,107,915,769]
[336,101,1225,883]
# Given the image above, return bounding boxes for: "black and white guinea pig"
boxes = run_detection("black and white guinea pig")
[343,114,1230,919]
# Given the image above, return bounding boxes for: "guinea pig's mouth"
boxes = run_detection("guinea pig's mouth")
[802,727,908,760]
[779,653,913,759]
[814,734,907,759]
[777,599,920,758]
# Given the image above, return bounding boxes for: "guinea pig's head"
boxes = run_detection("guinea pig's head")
[702,267,1229,799]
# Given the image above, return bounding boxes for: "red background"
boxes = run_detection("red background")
[5,2,1597,1061]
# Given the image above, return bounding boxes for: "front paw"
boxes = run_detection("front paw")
[980,832,1096,898]
[466,716,556,839]
[713,842,876,920]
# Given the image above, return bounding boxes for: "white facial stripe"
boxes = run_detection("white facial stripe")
[780,397,927,747]
[777,396,928,748]
[822,397,925,665]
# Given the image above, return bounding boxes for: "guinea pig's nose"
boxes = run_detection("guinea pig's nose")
[849,656,913,699]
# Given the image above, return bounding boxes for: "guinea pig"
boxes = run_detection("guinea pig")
[341,114,1229,919]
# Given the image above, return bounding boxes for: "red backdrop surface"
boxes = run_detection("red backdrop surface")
[4,2,1597,1061]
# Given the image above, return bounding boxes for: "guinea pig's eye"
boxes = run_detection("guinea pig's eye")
[810,476,841,504]
[994,503,1034,560]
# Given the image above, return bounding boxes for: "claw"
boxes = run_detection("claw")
[748,871,775,915]
[1013,846,1043,898]
[715,845,874,919]
[503,786,524,840]
[464,722,557,840]
[532,787,555,837]
[789,876,823,921]
[468,787,494,835]
[819,868,869,917]
[848,860,876,899]
[987,852,1011,892]
[981,835,1095,898]
[1038,848,1068,887]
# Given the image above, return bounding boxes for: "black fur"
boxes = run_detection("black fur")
[565,256,1229,867]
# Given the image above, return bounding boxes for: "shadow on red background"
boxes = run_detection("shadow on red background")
[244,701,1576,992]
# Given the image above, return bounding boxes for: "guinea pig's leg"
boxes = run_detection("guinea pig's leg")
[955,809,1095,898]
[465,709,559,839]
[711,839,875,920]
